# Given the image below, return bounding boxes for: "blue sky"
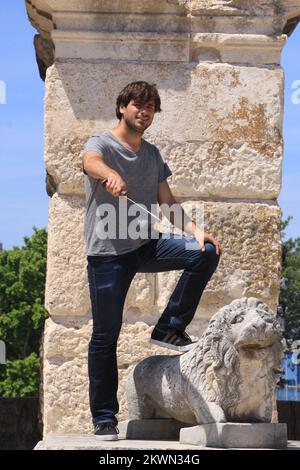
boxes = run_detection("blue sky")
[0,1,47,250]
[0,1,299,250]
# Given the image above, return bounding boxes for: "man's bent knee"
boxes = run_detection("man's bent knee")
[203,242,220,267]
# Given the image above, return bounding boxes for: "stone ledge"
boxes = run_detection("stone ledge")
[34,433,201,450]
[51,31,190,62]
[33,433,300,451]
[26,1,300,49]
[119,419,288,450]
[50,30,285,64]
[180,422,287,449]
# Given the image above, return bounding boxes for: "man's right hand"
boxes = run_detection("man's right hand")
[102,172,130,197]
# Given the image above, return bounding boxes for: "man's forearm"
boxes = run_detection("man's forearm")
[83,154,117,181]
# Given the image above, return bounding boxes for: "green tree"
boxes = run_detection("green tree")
[0,227,48,397]
[279,216,300,347]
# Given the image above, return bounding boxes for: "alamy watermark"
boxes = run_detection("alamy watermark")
[95,199,204,250]
[291,80,300,104]
[0,80,6,104]
[0,340,6,364]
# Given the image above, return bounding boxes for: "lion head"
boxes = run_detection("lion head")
[186,297,284,423]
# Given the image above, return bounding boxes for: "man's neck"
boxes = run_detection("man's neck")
[110,122,142,151]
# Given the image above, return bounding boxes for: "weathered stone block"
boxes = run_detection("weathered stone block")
[43,318,92,436]
[151,140,282,199]
[180,422,287,449]
[155,201,282,325]
[45,193,90,316]
[124,273,156,315]
[45,62,283,198]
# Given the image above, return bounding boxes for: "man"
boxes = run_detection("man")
[82,81,222,440]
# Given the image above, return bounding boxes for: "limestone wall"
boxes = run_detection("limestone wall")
[25,0,300,435]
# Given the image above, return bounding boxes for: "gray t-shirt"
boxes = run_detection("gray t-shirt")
[83,130,172,256]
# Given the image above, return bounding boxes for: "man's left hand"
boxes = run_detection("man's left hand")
[193,229,222,256]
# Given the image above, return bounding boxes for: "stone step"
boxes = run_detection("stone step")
[34,434,200,450]
[34,433,300,451]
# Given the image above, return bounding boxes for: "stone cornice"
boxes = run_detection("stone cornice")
[25,0,300,64]
[51,30,190,62]
[170,0,300,17]
[190,33,287,64]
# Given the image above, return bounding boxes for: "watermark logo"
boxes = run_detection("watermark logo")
[291,80,300,104]
[0,80,6,104]
[95,199,204,250]
[291,340,300,365]
[0,340,6,364]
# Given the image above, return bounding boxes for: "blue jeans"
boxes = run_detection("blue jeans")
[87,233,220,426]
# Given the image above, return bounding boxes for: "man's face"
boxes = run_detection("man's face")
[119,99,156,134]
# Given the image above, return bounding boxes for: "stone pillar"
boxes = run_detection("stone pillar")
[25,0,300,436]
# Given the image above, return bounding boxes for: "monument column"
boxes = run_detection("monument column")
[25,0,300,435]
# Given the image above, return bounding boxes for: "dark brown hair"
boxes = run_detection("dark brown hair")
[115,81,161,120]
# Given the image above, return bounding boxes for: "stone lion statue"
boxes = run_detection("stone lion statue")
[127,297,284,425]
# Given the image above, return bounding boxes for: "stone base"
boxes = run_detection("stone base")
[34,433,198,450]
[180,423,288,449]
[119,419,191,440]
[33,433,300,450]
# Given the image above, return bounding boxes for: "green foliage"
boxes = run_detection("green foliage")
[279,216,300,346]
[0,227,48,397]
[0,352,40,397]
